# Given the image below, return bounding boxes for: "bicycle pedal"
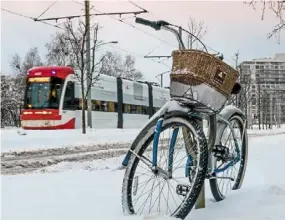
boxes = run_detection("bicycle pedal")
[176,184,190,196]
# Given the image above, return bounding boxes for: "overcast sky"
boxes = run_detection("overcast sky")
[1,0,284,86]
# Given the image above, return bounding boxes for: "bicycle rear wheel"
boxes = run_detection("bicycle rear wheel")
[121,116,208,219]
[209,114,248,201]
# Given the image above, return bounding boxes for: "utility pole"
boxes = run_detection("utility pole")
[85,0,92,128]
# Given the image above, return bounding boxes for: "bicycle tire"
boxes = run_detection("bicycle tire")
[209,113,248,201]
[121,116,208,219]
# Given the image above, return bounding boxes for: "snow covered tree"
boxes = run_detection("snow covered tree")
[1,74,23,127]
[3,47,44,127]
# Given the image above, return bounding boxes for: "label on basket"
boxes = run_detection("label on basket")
[214,68,226,84]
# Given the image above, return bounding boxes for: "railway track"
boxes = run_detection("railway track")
[1,138,175,175]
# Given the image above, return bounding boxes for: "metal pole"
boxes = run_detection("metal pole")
[160,75,163,87]
[85,0,92,128]
[270,93,273,129]
[178,26,182,50]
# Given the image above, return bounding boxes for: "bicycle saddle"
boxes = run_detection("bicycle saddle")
[231,82,241,95]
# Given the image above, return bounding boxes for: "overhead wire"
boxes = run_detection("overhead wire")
[36,0,58,19]
[80,0,173,68]
[1,8,66,31]
[105,44,171,68]
[129,1,236,66]
[144,42,163,57]
[1,3,235,67]
[88,4,177,48]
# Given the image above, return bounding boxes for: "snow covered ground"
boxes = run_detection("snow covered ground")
[1,128,142,153]
[2,133,285,220]
[1,125,285,153]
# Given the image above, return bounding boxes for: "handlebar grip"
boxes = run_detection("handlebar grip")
[135,17,161,30]
[135,17,153,26]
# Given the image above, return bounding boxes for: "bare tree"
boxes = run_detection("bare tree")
[99,51,143,81]
[236,68,253,128]
[45,31,75,66]
[11,47,43,75]
[187,16,208,49]
[60,19,105,134]
[247,0,284,40]
[257,78,262,130]
[122,55,143,80]
[227,66,253,126]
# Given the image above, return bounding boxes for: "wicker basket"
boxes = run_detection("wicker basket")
[170,49,239,113]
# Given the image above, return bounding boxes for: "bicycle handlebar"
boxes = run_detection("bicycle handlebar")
[135,17,222,56]
[135,17,161,30]
[135,17,186,49]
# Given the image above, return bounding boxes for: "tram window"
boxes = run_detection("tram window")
[50,78,64,108]
[92,100,101,111]
[24,77,64,109]
[92,100,117,112]
[79,99,87,110]
[143,106,148,114]
[124,104,131,113]
[123,104,149,115]
[108,102,115,112]
[63,81,75,110]
[153,107,160,113]
[114,103,118,112]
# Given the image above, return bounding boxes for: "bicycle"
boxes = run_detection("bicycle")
[120,17,248,219]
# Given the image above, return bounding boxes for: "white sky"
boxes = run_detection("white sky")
[1,0,284,86]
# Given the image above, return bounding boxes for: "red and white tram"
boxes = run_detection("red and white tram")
[20,66,170,130]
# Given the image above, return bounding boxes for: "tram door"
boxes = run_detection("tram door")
[62,81,76,128]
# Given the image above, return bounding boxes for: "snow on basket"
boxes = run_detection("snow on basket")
[170,49,239,113]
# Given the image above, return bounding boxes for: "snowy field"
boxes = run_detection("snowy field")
[2,131,285,220]
[1,125,285,153]
[1,128,142,153]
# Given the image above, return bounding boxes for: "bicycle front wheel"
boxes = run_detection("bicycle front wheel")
[121,116,208,219]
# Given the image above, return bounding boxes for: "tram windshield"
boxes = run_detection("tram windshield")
[24,77,64,109]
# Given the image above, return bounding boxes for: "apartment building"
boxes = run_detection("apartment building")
[240,53,285,127]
